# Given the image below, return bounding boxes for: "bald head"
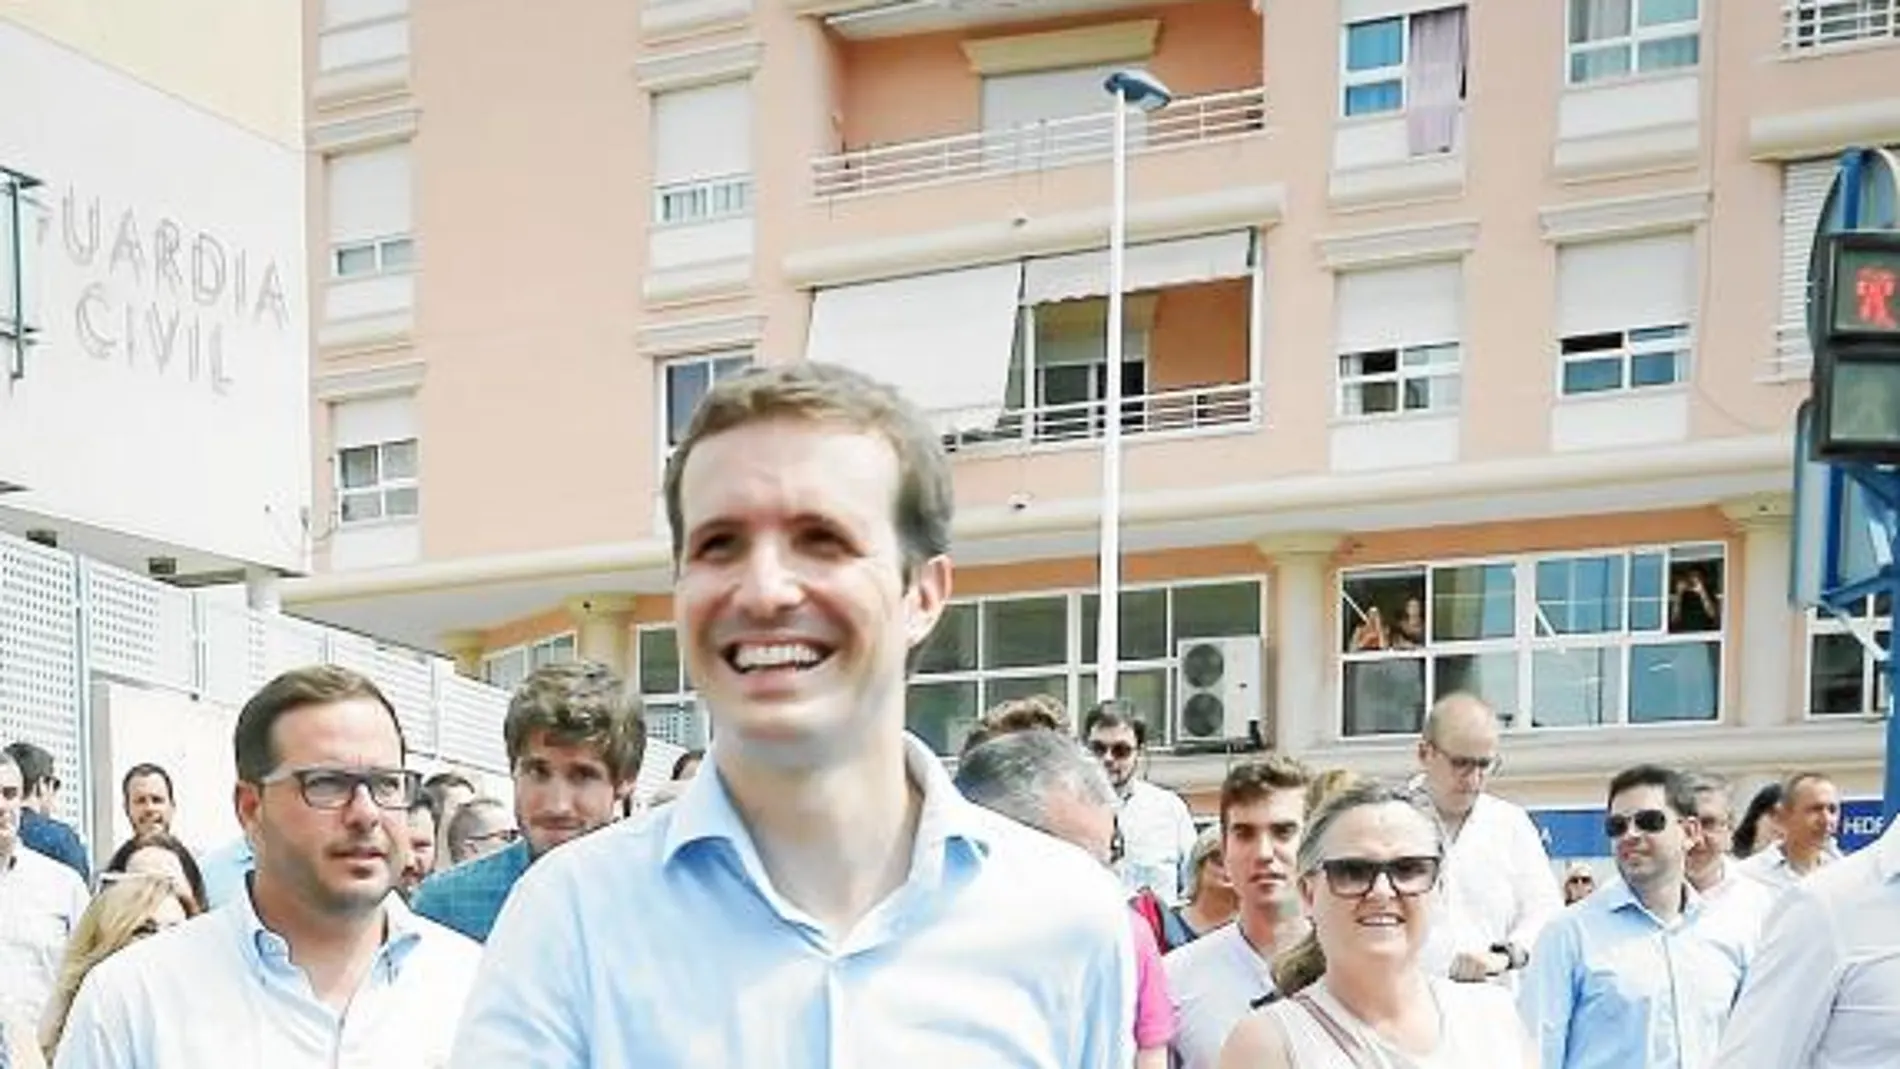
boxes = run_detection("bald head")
[1417,693,1502,820]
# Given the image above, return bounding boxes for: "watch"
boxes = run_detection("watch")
[1489,941,1529,970]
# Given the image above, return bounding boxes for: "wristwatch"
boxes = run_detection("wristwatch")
[1489,941,1529,971]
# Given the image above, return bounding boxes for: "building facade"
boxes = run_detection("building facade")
[287,0,1900,823]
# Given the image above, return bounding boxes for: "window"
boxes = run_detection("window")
[1559,324,1689,395]
[1343,18,1406,116]
[906,581,1264,754]
[325,144,413,278]
[651,81,753,226]
[1023,299,1149,442]
[1340,544,1725,737]
[1340,7,1468,144]
[1567,0,1700,84]
[482,633,577,692]
[1556,233,1696,396]
[660,352,750,451]
[1808,594,1893,717]
[336,439,418,524]
[637,625,708,747]
[1334,261,1463,419]
[1784,1,1897,51]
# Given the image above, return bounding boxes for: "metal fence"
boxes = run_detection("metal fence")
[0,529,512,830]
[1782,0,1898,50]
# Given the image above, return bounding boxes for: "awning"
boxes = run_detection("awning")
[804,261,1024,434]
[1022,230,1254,305]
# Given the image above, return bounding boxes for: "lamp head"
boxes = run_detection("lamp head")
[1104,69,1172,112]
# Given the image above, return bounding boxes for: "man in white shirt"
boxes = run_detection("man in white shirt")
[0,749,89,1030]
[1713,811,1900,1069]
[1737,771,1841,892]
[1682,772,1741,898]
[1086,702,1199,904]
[1163,755,1312,1069]
[1413,693,1560,983]
[54,666,480,1068]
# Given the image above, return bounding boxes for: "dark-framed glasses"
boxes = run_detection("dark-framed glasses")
[468,827,520,847]
[1088,740,1136,761]
[1603,808,1671,838]
[260,766,420,810]
[1436,748,1502,776]
[1316,855,1442,898]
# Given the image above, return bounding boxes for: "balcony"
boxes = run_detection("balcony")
[1782,0,1898,52]
[940,381,1258,452]
[812,86,1267,200]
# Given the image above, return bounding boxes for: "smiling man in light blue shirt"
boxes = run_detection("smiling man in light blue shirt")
[450,363,1136,1068]
[1518,764,1750,1069]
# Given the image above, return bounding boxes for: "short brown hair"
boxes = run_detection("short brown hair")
[959,694,1072,755]
[234,666,404,783]
[503,662,645,782]
[1219,753,1313,832]
[660,362,955,580]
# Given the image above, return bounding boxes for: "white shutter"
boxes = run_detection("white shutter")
[1556,232,1696,337]
[324,0,405,28]
[1779,159,1836,367]
[326,144,413,244]
[332,393,418,448]
[1334,260,1463,352]
[652,81,753,185]
[981,64,1122,131]
[1023,232,1254,304]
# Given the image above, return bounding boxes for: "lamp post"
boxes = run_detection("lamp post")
[1095,70,1171,702]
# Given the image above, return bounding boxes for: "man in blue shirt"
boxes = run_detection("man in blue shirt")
[411,661,643,942]
[3,742,88,881]
[1519,763,1750,1069]
[450,362,1136,1068]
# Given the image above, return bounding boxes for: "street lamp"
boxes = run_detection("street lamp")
[1095,69,1172,703]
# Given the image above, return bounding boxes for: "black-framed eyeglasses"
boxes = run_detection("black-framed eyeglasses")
[1432,747,1502,776]
[1089,740,1136,761]
[259,766,420,811]
[468,827,520,846]
[1316,855,1442,898]
[1604,808,1671,838]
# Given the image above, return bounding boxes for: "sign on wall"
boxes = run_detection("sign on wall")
[0,21,310,571]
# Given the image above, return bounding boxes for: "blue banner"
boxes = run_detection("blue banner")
[1529,799,1887,861]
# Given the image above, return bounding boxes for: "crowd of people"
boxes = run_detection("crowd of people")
[0,360,1894,1067]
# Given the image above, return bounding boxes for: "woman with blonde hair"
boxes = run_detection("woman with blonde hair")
[38,875,189,1060]
[1220,780,1535,1069]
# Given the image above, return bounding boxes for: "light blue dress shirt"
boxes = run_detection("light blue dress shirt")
[1518,877,1749,1069]
[450,733,1137,1069]
[197,836,255,910]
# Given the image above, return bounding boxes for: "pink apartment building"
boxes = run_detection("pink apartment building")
[288,0,1900,811]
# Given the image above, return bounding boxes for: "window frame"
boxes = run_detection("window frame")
[1337,541,1729,739]
[1804,596,1893,719]
[481,632,579,691]
[1556,323,1692,397]
[635,623,709,747]
[1340,14,1410,118]
[651,174,755,228]
[329,234,415,280]
[1336,341,1463,419]
[1565,0,1702,86]
[655,350,752,468]
[334,437,419,527]
[1783,0,1898,53]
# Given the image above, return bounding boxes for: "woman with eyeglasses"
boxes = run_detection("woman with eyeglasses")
[37,875,189,1061]
[100,833,207,916]
[1219,780,1536,1069]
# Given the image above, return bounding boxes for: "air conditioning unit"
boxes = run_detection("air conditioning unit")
[1174,636,1262,745]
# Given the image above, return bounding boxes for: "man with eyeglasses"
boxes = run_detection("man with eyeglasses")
[1518,764,1750,1069]
[1412,693,1559,985]
[1085,701,1199,905]
[412,661,643,943]
[53,665,480,1068]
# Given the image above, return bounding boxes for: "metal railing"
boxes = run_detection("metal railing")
[937,381,1259,452]
[813,86,1269,200]
[1783,0,1898,50]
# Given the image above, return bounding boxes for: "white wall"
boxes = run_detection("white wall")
[87,681,242,862]
[0,22,311,571]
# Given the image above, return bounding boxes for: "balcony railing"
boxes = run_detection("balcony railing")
[936,381,1258,452]
[1783,0,1897,50]
[813,86,1268,200]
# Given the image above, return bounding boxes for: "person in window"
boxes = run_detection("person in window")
[1669,567,1720,634]
[1390,598,1426,650]
[1348,606,1389,652]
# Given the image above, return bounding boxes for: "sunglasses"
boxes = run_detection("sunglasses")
[1088,740,1136,761]
[1316,855,1442,898]
[1566,874,1594,885]
[1603,809,1672,838]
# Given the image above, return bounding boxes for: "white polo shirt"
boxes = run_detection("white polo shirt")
[52,886,479,1068]
[1116,780,1199,905]
[0,845,89,1027]
[1418,791,1562,981]
[1714,818,1900,1069]
[1736,840,1841,893]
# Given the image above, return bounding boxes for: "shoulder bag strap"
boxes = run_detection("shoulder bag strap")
[1291,992,1383,1069]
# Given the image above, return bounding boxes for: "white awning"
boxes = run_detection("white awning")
[1022,230,1254,305]
[804,262,1024,434]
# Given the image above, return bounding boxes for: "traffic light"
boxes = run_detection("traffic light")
[1811,230,1900,461]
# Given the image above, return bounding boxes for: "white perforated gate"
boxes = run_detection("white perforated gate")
[0,531,513,839]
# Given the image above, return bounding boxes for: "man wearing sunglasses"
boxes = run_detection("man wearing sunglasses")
[1085,702,1199,906]
[1,742,88,882]
[1412,694,1559,985]
[1518,764,1750,1069]
[52,666,481,1069]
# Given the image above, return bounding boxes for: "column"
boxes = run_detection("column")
[1721,494,1796,730]
[439,630,486,679]
[1255,534,1342,754]
[565,594,639,678]
[243,566,282,613]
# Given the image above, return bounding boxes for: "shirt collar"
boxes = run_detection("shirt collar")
[1602,875,1702,923]
[233,875,426,979]
[662,732,994,876]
